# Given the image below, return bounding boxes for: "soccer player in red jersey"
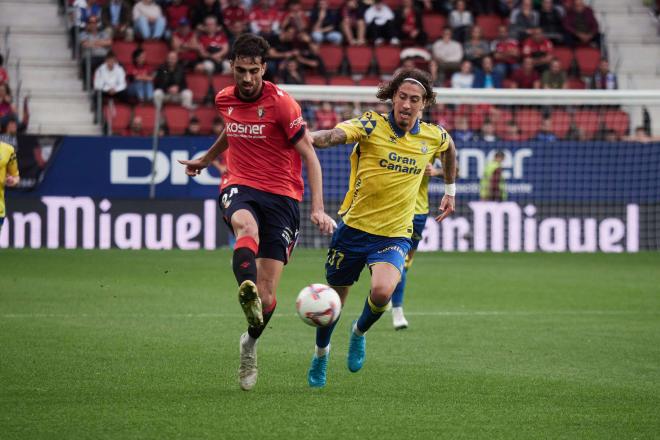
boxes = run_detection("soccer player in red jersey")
[179,33,335,391]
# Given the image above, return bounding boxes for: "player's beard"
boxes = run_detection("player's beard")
[238,80,262,100]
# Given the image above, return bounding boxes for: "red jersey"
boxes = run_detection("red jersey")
[522,37,553,58]
[493,38,520,64]
[198,30,228,51]
[215,81,307,200]
[173,30,198,62]
[165,4,189,30]
[222,5,248,27]
[248,6,281,33]
[0,67,8,85]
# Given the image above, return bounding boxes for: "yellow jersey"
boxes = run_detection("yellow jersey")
[336,111,450,237]
[0,142,19,218]
[415,174,431,215]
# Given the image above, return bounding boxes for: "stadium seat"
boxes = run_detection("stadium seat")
[356,75,381,86]
[104,103,132,135]
[516,108,542,140]
[133,105,158,133]
[553,46,574,71]
[318,44,345,74]
[567,77,586,89]
[163,105,191,135]
[374,46,401,75]
[185,73,211,103]
[603,110,630,137]
[212,74,234,93]
[194,107,218,134]
[422,14,446,41]
[550,109,571,139]
[305,75,328,85]
[575,47,601,76]
[142,41,169,68]
[112,41,137,67]
[574,110,600,139]
[476,15,502,40]
[382,0,401,9]
[493,108,514,138]
[346,46,374,75]
[329,75,355,85]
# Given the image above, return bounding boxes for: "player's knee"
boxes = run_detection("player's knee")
[370,283,396,306]
[233,222,258,240]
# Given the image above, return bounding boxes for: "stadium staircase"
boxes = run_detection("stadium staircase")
[593,0,660,132]
[0,0,100,135]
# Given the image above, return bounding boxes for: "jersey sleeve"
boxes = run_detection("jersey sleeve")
[275,92,306,145]
[433,126,451,159]
[8,147,19,176]
[335,110,377,144]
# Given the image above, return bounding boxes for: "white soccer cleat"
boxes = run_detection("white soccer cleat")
[392,307,409,330]
[238,332,258,391]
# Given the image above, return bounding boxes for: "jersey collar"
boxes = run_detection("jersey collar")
[388,111,420,137]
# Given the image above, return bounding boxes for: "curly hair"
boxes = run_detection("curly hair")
[230,33,270,63]
[376,68,436,107]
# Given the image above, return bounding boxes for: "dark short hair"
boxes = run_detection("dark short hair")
[376,68,436,107]
[132,48,144,63]
[230,33,270,63]
[105,51,116,60]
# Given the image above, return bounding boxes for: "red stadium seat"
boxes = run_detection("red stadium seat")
[357,75,382,86]
[493,108,514,138]
[318,44,345,74]
[194,107,218,134]
[164,105,191,135]
[104,103,132,135]
[346,46,374,75]
[329,75,355,85]
[212,74,234,94]
[112,41,137,67]
[575,47,601,76]
[305,75,328,85]
[185,73,211,103]
[566,77,586,89]
[550,109,571,139]
[133,105,158,133]
[374,46,401,75]
[553,46,574,71]
[574,110,600,139]
[142,41,169,68]
[382,0,401,9]
[422,14,446,41]
[476,15,502,40]
[603,110,630,137]
[516,108,542,140]
[327,0,343,7]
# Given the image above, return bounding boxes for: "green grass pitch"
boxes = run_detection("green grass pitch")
[1,249,659,439]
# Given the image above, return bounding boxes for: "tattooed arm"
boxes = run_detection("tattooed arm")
[436,138,457,222]
[310,128,348,149]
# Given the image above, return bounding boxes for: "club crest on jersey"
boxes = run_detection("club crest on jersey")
[257,106,265,118]
[421,142,428,153]
[388,135,397,143]
[228,107,234,116]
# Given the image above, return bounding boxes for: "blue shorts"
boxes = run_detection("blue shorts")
[410,213,428,251]
[219,184,300,264]
[0,217,4,229]
[325,221,412,287]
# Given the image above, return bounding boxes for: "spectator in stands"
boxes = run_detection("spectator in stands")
[269,25,325,79]
[102,0,134,41]
[310,0,343,45]
[281,58,305,84]
[463,25,490,66]
[473,56,503,89]
[509,0,539,40]
[126,48,155,102]
[541,58,567,89]
[172,18,201,69]
[154,51,194,109]
[79,16,112,87]
[448,0,473,43]
[281,0,311,37]
[133,0,166,40]
[185,116,202,136]
[502,120,522,141]
[534,117,558,141]
[223,0,248,33]
[191,0,223,31]
[480,150,507,200]
[563,0,599,47]
[477,120,499,142]
[395,0,426,46]
[0,84,17,126]
[510,56,540,89]
[314,101,339,130]
[452,115,475,142]
[80,0,103,27]
[341,0,367,46]
[249,0,282,40]
[195,15,230,74]
[93,52,129,102]
[522,26,553,72]
[451,60,474,89]
[158,121,170,137]
[538,0,565,44]
[591,58,617,89]
[625,126,659,143]
[602,129,619,142]
[491,24,520,78]
[432,27,463,85]
[165,0,190,33]
[0,117,19,147]
[364,0,399,46]
[127,114,146,136]
[226,17,248,46]
[0,54,8,86]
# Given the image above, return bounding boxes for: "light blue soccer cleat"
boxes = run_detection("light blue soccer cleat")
[307,353,329,388]
[347,321,366,372]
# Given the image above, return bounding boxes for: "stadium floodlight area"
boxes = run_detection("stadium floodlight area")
[280,86,660,252]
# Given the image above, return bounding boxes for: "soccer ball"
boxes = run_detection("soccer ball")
[295,284,341,327]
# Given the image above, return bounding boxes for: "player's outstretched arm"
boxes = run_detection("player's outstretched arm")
[310,128,347,149]
[294,132,336,235]
[436,139,457,223]
[178,130,229,176]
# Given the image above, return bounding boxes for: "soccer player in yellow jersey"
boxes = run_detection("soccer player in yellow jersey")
[0,141,20,231]
[307,68,457,387]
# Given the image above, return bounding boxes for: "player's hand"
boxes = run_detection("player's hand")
[435,194,455,223]
[5,175,19,187]
[178,158,210,176]
[311,210,337,235]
